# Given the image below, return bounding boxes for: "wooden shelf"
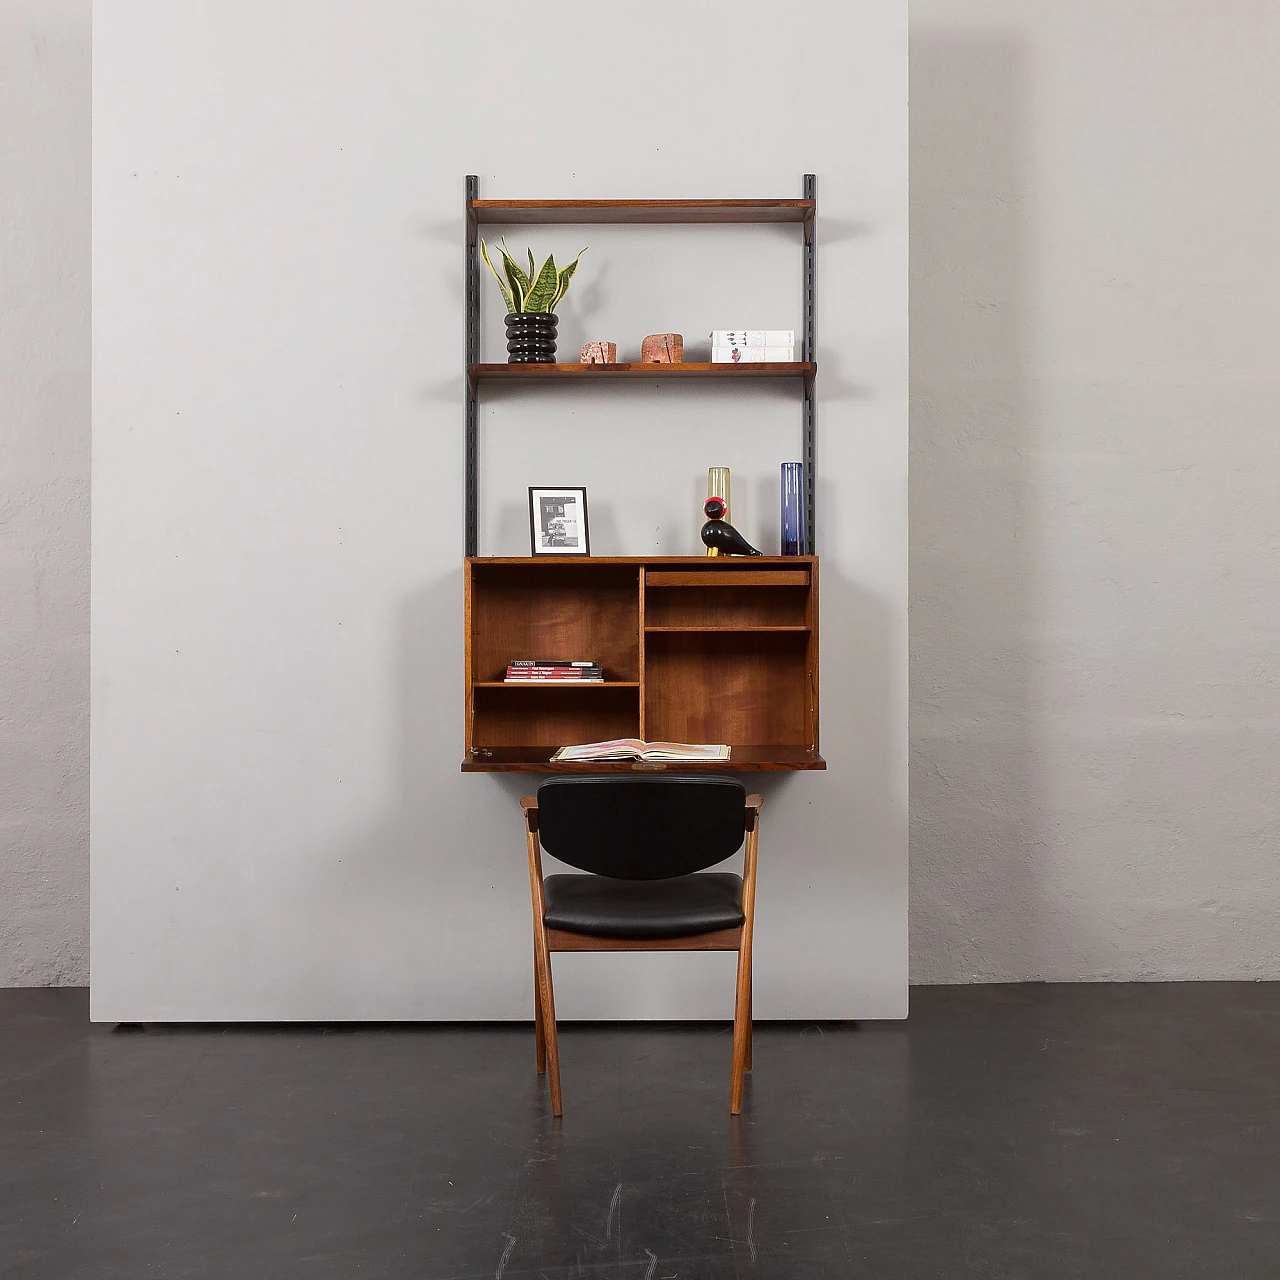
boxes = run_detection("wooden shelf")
[469,198,814,230]
[462,746,826,773]
[469,556,812,567]
[475,681,639,689]
[470,362,814,388]
[645,626,810,634]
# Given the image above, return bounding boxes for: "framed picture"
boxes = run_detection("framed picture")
[528,486,590,556]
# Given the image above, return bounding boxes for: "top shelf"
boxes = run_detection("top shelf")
[469,198,814,233]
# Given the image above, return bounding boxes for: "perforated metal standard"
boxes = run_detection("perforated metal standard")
[803,173,816,555]
[464,175,479,557]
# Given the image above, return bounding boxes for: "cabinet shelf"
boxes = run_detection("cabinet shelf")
[474,681,640,689]
[644,626,810,634]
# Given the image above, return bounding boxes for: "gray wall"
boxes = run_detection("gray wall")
[0,0,90,986]
[5,0,1280,991]
[910,0,1280,981]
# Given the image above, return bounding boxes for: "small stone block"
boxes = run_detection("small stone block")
[641,333,684,363]
[580,341,617,364]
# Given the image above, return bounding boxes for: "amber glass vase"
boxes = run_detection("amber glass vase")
[706,468,731,556]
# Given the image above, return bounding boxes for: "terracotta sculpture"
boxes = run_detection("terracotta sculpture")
[641,333,684,363]
[580,341,617,364]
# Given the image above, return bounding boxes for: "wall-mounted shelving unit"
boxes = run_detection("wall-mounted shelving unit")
[462,177,821,773]
[464,175,817,559]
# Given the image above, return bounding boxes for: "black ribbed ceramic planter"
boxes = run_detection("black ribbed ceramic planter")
[505,312,558,364]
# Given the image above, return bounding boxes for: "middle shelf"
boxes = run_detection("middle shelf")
[645,625,810,633]
[475,681,641,689]
[469,361,815,389]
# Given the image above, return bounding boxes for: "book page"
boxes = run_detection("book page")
[638,743,731,761]
[551,739,645,761]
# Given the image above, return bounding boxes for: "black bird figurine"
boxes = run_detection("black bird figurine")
[701,518,763,557]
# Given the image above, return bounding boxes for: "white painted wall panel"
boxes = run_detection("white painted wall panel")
[0,0,90,986]
[90,1,908,1020]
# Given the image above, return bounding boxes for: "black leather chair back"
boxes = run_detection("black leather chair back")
[536,775,747,880]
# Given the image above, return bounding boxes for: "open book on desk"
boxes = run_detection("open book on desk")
[550,739,731,764]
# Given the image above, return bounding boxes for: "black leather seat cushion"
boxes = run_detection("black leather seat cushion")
[542,872,744,939]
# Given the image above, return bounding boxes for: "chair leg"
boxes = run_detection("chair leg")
[534,929,563,1116]
[745,970,753,1072]
[731,937,752,1114]
[534,942,546,1076]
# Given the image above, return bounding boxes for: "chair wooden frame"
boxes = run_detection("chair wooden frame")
[522,792,764,1116]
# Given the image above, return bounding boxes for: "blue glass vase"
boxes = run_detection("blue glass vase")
[780,463,805,555]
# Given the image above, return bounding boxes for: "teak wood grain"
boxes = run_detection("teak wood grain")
[472,557,815,567]
[469,563,640,683]
[544,927,743,953]
[644,631,810,747]
[464,558,821,771]
[645,583,803,627]
[646,569,809,588]
[472,685,639,749]
[473,681,641,689]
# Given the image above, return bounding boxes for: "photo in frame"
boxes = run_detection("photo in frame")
[528,487,590,556]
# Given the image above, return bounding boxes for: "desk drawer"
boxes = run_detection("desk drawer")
[645,569,809,588]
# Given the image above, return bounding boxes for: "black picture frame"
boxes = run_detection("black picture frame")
[528,487,591,557]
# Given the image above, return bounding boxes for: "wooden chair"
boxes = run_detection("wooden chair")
[520,775,764,1116]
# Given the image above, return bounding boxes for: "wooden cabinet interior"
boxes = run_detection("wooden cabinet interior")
[464,557,823,772]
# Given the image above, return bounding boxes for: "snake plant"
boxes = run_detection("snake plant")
[480,238,586,314]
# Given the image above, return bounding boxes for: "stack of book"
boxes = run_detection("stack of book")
[710,330,796,363]
[504,660,604,684]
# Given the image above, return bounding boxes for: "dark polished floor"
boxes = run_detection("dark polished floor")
[2,984,1278,1278]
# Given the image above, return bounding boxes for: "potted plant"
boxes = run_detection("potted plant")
[480,239,585,363]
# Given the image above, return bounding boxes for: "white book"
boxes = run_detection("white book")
[712,344,767,363]
[710,329,795,345]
